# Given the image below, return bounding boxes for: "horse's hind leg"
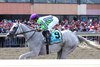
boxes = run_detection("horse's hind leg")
[60,45,77,59]
[57,49,62,59]
[19,51,38,59]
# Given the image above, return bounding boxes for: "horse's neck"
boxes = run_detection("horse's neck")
[19,23,43,44]
[20,24,35,40]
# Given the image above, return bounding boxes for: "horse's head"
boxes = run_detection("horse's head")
[7,22,36,41]
[7,23,19,38]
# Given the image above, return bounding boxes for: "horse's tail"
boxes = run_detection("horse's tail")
[77,35,100,50]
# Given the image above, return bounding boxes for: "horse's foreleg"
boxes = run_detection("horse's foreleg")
[60,45,77,59]
[19,51,38,59]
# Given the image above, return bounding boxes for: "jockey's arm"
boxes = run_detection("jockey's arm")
[35,22,46,32]
[37,19,48,31]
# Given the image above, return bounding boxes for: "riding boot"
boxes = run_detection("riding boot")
[46,36,50,45]
[42,30,51,44]
[46,30,51,45]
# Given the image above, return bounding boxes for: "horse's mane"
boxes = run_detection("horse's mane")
[20,23,35,30]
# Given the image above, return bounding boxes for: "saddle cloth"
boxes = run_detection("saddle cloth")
[50,30,62,45]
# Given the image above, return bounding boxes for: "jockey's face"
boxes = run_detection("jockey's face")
[31,18,38,23]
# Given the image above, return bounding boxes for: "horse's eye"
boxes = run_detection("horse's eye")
[13,27,17,29]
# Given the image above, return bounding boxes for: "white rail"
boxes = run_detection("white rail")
[0,32,100,37]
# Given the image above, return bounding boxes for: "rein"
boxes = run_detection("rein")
[15,29,36,43]
[25,30,36,43]
[15,29,36,36]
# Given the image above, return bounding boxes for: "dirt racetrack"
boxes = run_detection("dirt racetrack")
[0,44,100,59]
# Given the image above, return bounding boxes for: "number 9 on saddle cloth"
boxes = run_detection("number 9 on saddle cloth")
[42,30,62,45]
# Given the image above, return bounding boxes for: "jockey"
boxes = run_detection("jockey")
[29,13,59,44]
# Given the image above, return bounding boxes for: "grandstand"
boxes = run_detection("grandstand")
[0,0,100,21]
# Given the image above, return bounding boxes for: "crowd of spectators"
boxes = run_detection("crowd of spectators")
[0,19,28,33]
[59,19,100,33]
[0,18,100,33]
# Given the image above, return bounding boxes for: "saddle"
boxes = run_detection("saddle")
[44,30,62,45]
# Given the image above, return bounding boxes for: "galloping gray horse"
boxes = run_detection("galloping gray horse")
[6,23,100,59]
